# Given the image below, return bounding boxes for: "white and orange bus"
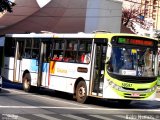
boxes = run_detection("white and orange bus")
[0,32,158,104]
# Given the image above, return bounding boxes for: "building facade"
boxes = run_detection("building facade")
[0,0,122,34]
[122,0,160,31]
[140,0,160,30]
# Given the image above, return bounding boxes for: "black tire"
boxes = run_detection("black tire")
[23,73,31,92]
[75,81,87,103]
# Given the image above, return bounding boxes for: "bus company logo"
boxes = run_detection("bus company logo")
[57,68,67,73]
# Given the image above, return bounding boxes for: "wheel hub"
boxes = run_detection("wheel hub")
[24,79,29,88]
[79,87,85,97]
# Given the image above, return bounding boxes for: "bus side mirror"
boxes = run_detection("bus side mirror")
[106,43,112,62]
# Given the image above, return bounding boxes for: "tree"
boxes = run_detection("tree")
[155,30,160,40]
[122,8,136,26]
[121,4,141,27]
[0,0,16,13]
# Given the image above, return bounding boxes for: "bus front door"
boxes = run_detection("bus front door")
[13,40,24,82]
[37,41,51,87]
[91,39,107,96]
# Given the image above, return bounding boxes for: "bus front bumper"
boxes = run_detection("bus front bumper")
[103,85,157,100]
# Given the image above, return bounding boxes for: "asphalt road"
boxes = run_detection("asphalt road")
[0,80,160,120]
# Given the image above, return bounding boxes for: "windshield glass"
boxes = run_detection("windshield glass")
[108,46,156,77]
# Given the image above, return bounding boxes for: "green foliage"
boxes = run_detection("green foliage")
[0,0,16,13]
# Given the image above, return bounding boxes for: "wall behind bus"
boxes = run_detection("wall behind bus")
[0,0,122,34]
[85,0,122,33]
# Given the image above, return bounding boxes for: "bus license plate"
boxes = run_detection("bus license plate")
[131,93,140,97]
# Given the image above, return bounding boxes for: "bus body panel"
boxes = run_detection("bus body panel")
[103,77,157,100]
[1,33,158,103]
[21,59,39,86]
[2,57,14,81]
[48,62,91,93]
[50,62,91,80]
[41,63,49,87]
[15,59,23,83]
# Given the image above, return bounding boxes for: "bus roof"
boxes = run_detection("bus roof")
[5,32,157,41]
[5,33,95,38]
[5,33,54,38]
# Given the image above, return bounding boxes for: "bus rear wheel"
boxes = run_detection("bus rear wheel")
[75,81,87,103]
[23,73,31,92]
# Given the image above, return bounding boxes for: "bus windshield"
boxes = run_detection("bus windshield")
[108,46,156,77]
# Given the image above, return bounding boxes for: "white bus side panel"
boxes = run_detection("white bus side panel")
[103,77,121,99]
[15,60,23,83]
[41,63,49,87]
[2,57,14,81]
[21,59,38,86]
[49,62,91,93]
[49,75,67,92]
[52,62,91,79]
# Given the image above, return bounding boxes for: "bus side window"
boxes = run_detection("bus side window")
[32,50,39,59]
[52,39,64,62]
[24,49,31,59]
[78,52,90,63]
[23,38,32,59]
[77,39,92,64]
[64,39,78,63]
[64,51,76,62]
[4,38,16,57]
[32,39,40,59]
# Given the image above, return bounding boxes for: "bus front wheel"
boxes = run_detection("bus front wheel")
[75,81,87,103]
[23,73,31,92]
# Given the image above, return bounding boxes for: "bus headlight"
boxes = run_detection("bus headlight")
[109,81,121,90]
[147,85,157,92]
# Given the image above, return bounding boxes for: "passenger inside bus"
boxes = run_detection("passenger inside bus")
[58,55,63,61]
[80,53,90,63]
[123,57,132,69]
[80,53,85,63]
[122,51,133,69]
[52,54,63,61]
[52,54,59,61]
[63,52,75,62]
[84,53,90,63]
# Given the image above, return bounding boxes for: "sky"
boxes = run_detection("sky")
[36,0,51,8]
[9,0,51,8]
